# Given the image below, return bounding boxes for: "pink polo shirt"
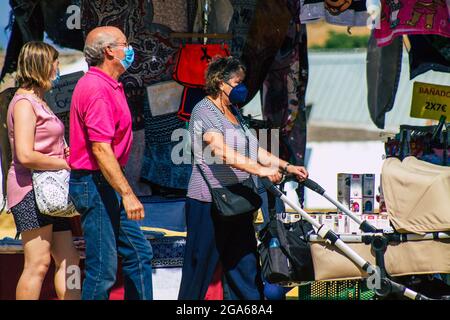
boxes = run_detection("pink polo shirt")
[69,67,132,170]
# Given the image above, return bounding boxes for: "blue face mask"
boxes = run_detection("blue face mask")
[225,82,248,104]
[115,45,135,70]
[52,68,61,87]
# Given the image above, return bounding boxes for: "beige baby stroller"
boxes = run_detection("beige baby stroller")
[261,156,450,300]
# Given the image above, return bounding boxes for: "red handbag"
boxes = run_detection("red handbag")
[172,44,230,88]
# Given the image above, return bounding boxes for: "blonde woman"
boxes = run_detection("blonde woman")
[6,41,80,300]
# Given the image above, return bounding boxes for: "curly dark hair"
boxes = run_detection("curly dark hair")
[205,56,246,98]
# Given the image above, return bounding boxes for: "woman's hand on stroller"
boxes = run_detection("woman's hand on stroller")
[257,166,283,183]
[286,165,309,182]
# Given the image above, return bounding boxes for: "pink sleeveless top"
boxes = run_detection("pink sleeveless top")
[6,93,66,209]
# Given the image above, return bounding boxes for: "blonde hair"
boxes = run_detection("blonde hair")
[16,41,59,91]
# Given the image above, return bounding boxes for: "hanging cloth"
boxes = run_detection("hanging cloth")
[374,0,450,47]
[299,0,369,26]
[366,30,403,129]
[193,0,234,34]
[408,35,450,79]
[81,0,178,87]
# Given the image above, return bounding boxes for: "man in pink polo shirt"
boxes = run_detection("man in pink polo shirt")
[69,26,153,300]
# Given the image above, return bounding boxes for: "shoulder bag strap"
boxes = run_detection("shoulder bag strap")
[196,104,252,190]
[195,162,214,191]
[231,104,251,159]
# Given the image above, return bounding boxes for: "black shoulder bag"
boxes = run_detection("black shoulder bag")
[196,105,262,217]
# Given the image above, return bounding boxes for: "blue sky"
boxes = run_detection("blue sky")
[0,0,11,50]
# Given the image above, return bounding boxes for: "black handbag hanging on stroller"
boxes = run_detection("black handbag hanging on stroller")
[258,216,315,285]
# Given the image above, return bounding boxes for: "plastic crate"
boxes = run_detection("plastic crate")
[298,280,375,300]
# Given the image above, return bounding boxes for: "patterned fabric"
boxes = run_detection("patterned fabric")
[141,142,192,190]
[374,0,450,47]
[187,98,259,202]
[227,0,258,57]
[144,112,186,145]
[261,20,309,204]
[141,104,192,190]
[300,0,369,26]
[149,236,186,268]
[285,23,309,168]
[9,190,72,233]
[258,10,309,163]
[32,169,77,218]
[81,0,178,87]
[150,0,188,32]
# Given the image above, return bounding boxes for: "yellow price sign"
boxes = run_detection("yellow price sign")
[410,82,450,121]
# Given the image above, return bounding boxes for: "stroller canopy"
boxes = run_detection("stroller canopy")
[382,157,450,234]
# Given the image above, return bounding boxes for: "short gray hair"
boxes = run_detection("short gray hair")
[83,32,118,67]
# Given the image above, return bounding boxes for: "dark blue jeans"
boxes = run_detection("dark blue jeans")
[178,198,264,300]
[69,170,153,300]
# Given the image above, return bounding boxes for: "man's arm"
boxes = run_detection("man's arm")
[91,142,144,220]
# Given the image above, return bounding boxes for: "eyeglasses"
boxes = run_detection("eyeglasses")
[110,41,129,48]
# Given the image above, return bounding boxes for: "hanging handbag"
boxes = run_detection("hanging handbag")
[172,43,230,88]
[32,169,77,217]
[258,218,315,284]
[196,105,262,217]
[32,139,78,218]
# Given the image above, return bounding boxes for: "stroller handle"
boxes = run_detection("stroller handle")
[260,177,326,196]
[303,178,326,195]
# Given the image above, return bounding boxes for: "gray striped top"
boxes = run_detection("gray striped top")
[187,98,259,202]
